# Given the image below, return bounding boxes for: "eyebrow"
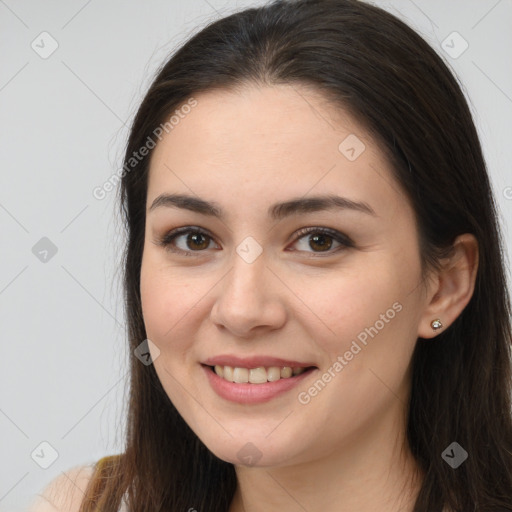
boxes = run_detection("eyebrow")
[148,193,376,220]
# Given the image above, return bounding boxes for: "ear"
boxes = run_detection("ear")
[417,233,479,339]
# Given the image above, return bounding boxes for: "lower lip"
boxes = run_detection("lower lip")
[202,364,316,404]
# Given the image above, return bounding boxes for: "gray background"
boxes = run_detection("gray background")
[1,1,511,510]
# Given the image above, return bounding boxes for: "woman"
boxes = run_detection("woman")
[31,0,512,510]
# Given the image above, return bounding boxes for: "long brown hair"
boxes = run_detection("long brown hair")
[80,1,512,510]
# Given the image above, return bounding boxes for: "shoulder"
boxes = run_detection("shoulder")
[28,463,96,512]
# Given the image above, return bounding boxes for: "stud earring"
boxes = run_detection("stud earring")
[431,319,443,331]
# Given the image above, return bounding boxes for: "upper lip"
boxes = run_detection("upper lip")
[202,355,317,369]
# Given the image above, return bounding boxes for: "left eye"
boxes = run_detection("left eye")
[289,227,353,255]
[157,226,353,257]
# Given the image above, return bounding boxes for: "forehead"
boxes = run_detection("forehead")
[146,84,407,220]
[150,84,368,169]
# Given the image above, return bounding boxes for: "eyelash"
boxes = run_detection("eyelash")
[156,226,354,258]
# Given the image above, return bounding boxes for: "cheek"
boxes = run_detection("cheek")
[305,266,402,346]
[289,269,417,448]
[140,253,196,345]
[299,250,421,392]
[140,251,223,364]
[310,257,419,389]
[139,256,202,404]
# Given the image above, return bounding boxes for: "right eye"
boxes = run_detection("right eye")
[156,226,220,256]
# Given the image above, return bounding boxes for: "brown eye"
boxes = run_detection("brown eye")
[290,227,353,256]
[184,232,210,250]
[157,227,219,256]
[307,233,334,252]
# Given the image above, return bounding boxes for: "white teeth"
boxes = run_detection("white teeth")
[223,365,234,382]
[249,367,267,384]
[233,367,249,383]
[280,367,292,378]
[213,364,310,383]
[267,367,281,382]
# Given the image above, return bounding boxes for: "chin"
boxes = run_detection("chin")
[195,427,309,468]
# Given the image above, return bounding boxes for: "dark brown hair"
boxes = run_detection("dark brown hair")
[80,0,512,510]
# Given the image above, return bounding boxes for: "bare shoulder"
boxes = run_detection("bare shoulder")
[28,464,95,512]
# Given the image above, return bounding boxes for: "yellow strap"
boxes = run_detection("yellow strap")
[84,454,122,506]
[95,454,120,473]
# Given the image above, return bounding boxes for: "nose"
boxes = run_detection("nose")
[209,248,287,339]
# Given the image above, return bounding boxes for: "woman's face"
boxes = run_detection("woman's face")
[140,84,430,467]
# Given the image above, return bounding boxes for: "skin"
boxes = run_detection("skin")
[140,84,478,512]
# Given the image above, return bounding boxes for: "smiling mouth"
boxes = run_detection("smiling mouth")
[206,364,317,384]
